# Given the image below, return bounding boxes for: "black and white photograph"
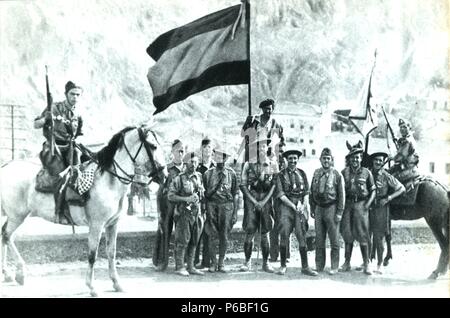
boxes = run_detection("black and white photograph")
[0,0,448,300]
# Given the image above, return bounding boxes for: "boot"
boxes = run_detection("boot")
[175,245,189,276]
[330,247,340,272]
[240,241,253,271]
[300,248,318,276]
[339,243,353,272]
[361,245,372,275]
[187,246,204,276]
[315,248,326,272]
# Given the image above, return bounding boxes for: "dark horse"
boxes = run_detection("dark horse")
[386,179,449,279]
[355,141,449,279]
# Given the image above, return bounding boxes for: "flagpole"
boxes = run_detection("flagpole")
[244,0,251,163]
[246,0,251,117]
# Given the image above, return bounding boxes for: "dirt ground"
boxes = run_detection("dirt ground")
[1,243,448,298]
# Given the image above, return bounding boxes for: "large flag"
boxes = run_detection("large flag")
[349,53,378,137]
[146,2,250,114]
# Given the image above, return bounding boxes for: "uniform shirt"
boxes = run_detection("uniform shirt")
[203,167,238,203]
[342,166,375,199]
[371,168,403,198]
[394,134,416,164]
[35,100,82,143]
[241,115,285,148]
[241,159,278,193]
[275,167,309,201]
[310,167,345,213]
[197,160,215,175]
[168,171,204,214]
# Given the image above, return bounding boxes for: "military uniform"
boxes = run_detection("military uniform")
[270,156,290,262]
[194,160,216,268]
[310,167,345,272]
[370,167,404,268]
[168,170,204,273]
[203,166,238,271]
[153,161,185,270]
[275,166,314,272]
[240,159,278,271]
[35,100,83,172]
[241,161,278,234]
[340,165,375,272]
[341,166,375,243]
[241,115,284,162]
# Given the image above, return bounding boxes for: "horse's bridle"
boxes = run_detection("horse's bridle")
[111,127,163,185]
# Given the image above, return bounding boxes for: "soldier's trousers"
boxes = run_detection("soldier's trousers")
[270,198,290,261]
[174,212,202,270]
[152,197,175,269]
[370,204,390,265]
[278,202,308,267]
[340,201,370,245]
[314,204,340,271]
[205,201,234,266]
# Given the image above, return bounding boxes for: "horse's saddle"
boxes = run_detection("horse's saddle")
[390,175,433,207]
[35,168,61,193]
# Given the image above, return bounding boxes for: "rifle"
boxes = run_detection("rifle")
[381,105,399,150]
[45,65,55,156]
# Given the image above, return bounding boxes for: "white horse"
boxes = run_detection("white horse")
[1,126,165,296]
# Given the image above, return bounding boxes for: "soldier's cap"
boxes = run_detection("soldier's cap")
[201,137,212,147]
[172,139,183,150]
[320,147,333,158]
[183,151,199,162]
[65,81,82,94]
[398,118,411,128]
[213,145,231,159]
[369,152,388,161]
[345,147,364,159]
[259,98,275,109]
[282,149,303,158]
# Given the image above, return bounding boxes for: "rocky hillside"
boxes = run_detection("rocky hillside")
[0,0,447,158]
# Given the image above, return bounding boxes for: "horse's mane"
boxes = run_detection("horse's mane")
[95,126,136,172]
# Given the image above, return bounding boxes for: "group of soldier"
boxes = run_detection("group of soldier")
[35,82,418,277]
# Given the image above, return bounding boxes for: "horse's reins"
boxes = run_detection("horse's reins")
[78,127,161,185]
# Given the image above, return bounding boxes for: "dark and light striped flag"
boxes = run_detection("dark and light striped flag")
[146,2,250,114]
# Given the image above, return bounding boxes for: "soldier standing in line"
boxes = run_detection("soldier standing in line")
[203,145,239,273]
[339,144,376,275]
[239,137,278,273]
[194,137,216,269]
[168,152,205,276]
[310,148,345,275]
[274,149,318,276]
[153,139,185,271]
[369,152,405,274]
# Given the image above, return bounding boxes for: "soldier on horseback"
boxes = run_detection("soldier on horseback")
[34,80,85,224]
[34,80,84,172]
[389,118,419,188]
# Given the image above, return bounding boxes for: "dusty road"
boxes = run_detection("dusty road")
[1,244,448,298]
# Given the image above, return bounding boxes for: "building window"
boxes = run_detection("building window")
[312,149,316,156]
[300,139,304,143]
[446,163,450,174]
[288,137,296,143]
[310,125,314,131]
[429,162,435,173]
[300,125,304,130]
[290,123,295,128]
[309,139,313,144]
[302,149,306,157]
